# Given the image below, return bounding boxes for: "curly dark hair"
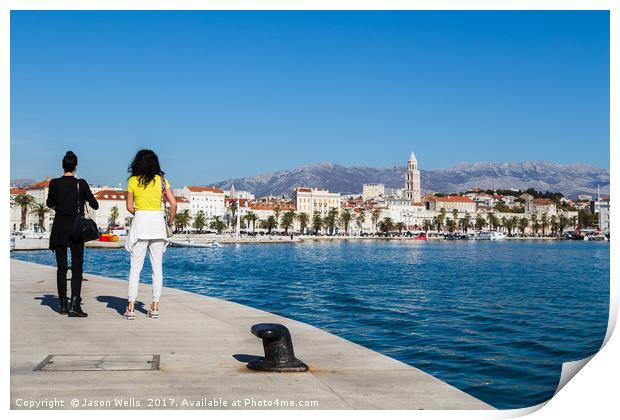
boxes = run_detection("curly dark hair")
[128,149,165,188]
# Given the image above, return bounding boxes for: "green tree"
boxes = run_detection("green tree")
[297,212,309,234]
[174,209,192,233]
[209,215,226,234]
[518,217,529,235]
[461,213,472,232]
[377,217,395,233]
[193,210,207,233]
[550,215,558,236]
[110,206,119,226]
[395,222,406,234]
[274,206,282,226]
[422,219,432,232]
[229,201,238,228]
[371,209,381,233]
[356,210,366,233]
[558,214,569,235]
[30,203,52,231]
[445,218,457,233]
[12,194,36,230]
[451,209,459,226]
[244,211,258,234]
[541,213,549,236]
[475,215,486,231]
[280,210,296,234]
[488,214,500,230]
[324,207,339,235]
[312,211,324,234]
[260,215,278,234]
[340,209,353,234]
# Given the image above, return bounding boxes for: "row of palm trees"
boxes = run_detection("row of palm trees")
[422,208,578,236]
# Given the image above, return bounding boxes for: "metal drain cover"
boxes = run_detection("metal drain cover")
[35,354,160,371]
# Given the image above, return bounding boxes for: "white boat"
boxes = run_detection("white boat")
[584,234,608,242]
[477,231,506,240]
[10,236,16,251]
[169,238,222,248]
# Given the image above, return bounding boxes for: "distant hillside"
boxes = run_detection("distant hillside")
[211,161,609,198]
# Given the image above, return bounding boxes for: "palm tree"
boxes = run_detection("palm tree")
[110,206,119,227]
[280,210,296,234]
[530,214,538,232]
[500,216,507,233]
[174,209,192,233]
[570,215,578,229]
[422,219,432,232]
[356,210,366,233]
[541,213,549,236]
[445,218,457,233]
[312,211,323,234]
[518,217,529,236]
[488,214,500,231]
[436,208,447,232]
[550,215,559,236]
[508,216,518,236]
[395,222,406,234]
[274,206,282,227]
[244,211,258,234]
[377,217,395,233]
[12,194,36,230]
[324,207,339,235]
[340,209,353,235]
[461,213,472,232]
[371,209,381,233]
[30,203,52,231]
[297,212,309,234]
[260,215,277,234]
[193,210,207,233]
[451,209,459,227]
[229,201,238,228]
[475,215,486,231]
[209,215,226,234]
[558,214,569,235]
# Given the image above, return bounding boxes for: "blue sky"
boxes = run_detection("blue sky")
[10,11,609,187]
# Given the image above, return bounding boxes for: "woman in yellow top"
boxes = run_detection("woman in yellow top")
[124,149,177,320]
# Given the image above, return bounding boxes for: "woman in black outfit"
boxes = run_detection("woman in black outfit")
[46,151,99,317]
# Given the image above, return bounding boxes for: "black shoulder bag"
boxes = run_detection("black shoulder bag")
[70,179,100,242]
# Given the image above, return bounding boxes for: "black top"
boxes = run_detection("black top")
[46,176,99,216]
[46,176,99,249]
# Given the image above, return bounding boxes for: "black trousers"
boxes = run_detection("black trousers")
[53,243,85,299]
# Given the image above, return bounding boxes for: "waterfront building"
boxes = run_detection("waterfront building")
[175,186,226,219]
[362,183,385,200]
[384,198,433,230]
[13,178,53,231]
[293,187,341,218]
[9,188,28,232]
[93,190,131,228]
[526,198,557,215]
[404,152,421,204]
[423,195,477,214]
[591,196,610,233]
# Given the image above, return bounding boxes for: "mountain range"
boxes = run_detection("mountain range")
[212,161,610,198]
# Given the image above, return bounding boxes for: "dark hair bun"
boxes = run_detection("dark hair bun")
[62,151,78,172]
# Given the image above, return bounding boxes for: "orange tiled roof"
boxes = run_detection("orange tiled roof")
[175,196,189,203]
[29,177,52,189]
[94,190,128,201]
[187,186,224,194]
[10,188,27,195]
[531,198,554,205]
[426,196,475,204]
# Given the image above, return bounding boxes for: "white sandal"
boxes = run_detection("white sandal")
[147,304,159,319]
[123,307,136,320]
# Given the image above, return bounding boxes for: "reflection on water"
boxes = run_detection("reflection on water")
[12,240,609,409]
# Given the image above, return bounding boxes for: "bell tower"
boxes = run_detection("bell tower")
[404,152,421,203]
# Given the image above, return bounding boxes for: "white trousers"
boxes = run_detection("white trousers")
[127,239,166,303]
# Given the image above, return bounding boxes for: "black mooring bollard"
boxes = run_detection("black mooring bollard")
[247,323,309,372]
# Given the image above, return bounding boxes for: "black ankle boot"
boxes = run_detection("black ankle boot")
[59,297,68,315]
[68,297,88,317]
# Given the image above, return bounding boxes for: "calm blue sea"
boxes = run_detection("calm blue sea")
[11,240,609,409]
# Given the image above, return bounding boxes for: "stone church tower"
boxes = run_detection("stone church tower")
[404,152,421,203]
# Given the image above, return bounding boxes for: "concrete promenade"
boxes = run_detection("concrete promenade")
[10,259,493,410]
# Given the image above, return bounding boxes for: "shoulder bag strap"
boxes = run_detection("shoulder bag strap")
[160,175,168,221]
[76,178,82,215]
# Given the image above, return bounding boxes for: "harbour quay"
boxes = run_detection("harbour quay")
[10,259,492,410]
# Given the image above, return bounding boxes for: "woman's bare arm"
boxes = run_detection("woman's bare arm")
[165,188,177,224]
[126,192,135,215]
